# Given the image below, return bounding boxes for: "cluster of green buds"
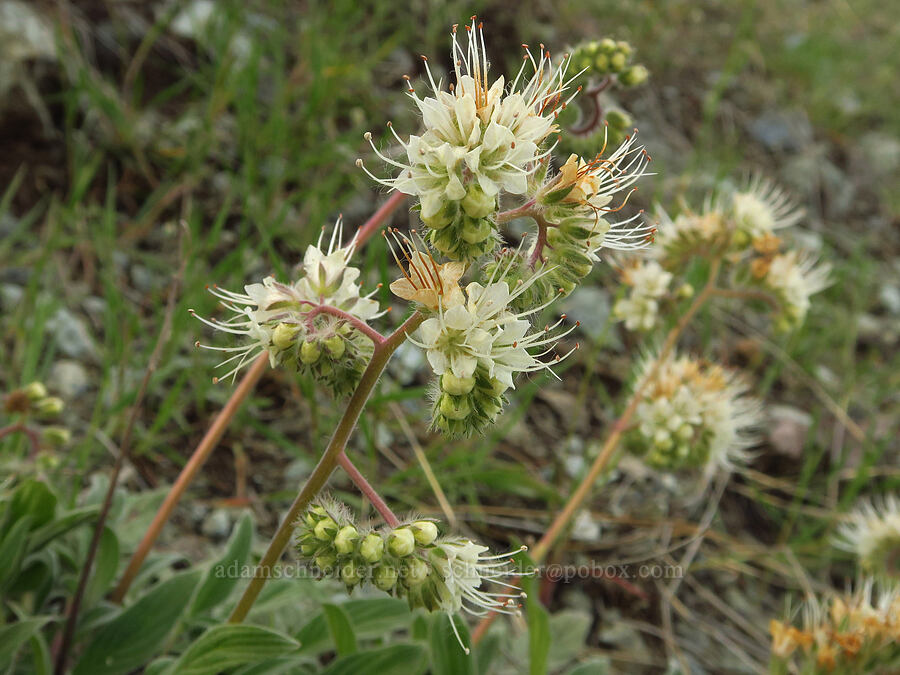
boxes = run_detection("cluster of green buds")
[569,38,648,86]
[297,499,441,595]
[1,382,70,447]
[431,366,508,438]
[420,190,498,262]
[297,499,526,624]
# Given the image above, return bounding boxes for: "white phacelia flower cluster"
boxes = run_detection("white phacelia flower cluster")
[297,499,527,652]
[836,495,900,579]
[770,580,900,672]
[395,241,578,437]
[755,249,832,330]
[612,259,673,331]
[628,354,762,474]
[192,221,382,395]
[359,18,579,261]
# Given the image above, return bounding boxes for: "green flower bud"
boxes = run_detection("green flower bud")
[300,542,318,556]
[599,38,617,54]
[300,340,321,364]
[439,394,471,421]
[24,382,48,401]
[610,52,627,72]
[314,517,338,541]
[41,426,71,446]
[440,373,476,396]
[315,553,337,570]
[411,521,438,546]
[404,558,430,587]
[461,185,496,219]
[388,528,416,557]
[341,562,363,587]
[677,424,694,441]
[619,64,648,87]
[324,336,346,358]
[616,41,633,57]
[374,565,398,591]
[35,397,64,416]
[604,109,632,130]
[360,533,385,563]
[461,217,493,244]
[334,525,359,555]
[678,283,694,298]
[272,323,299,350]
[594,53,609,72]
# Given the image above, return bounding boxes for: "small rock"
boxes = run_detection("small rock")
[749,108,813,152]
[559,286,611,342]
[571,509,601,542]
[879,284,900,316]
[201,508,233,540]
[0,283,22,309]
[49,360,90,398]
[387,340,425,385]
[768,405,812,459]
[46,308,100,362]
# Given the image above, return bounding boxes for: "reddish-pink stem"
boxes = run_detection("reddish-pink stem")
[337,450,400,527]
[303,304,386,345]
[0,422,41,454]
[356,192,408,245]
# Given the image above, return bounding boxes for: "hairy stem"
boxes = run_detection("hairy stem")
[228,311,423,623]
[112,194,408,602]
[495,199,536,225]
[472,256,722,645]
[337,451,400,527]
[302,304,386,345]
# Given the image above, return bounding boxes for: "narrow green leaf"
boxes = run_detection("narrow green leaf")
[524,575,550,675]
[474,632,502,675]
[429,613,475,675]
[322,603,357,656]
[28,633,52,675]
[297,598,411,653]
[322,644,427,675]
[84,528,119,607]
[0,616,53,665]
[167,625,300,675]
[0,515,33,591]
[73,569,202,675]
[8,480,56,529]
[26,506,100,553]
[190,513,253,616]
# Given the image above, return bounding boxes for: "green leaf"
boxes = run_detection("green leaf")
[322,644,427,675]
[297,598,411,653]
[0,616,53,665]
[322,603,357,656]
[26,506,100,553]
[167,625,300,675]
[429,613,475,675]
[84,528,119,607]
[0,515,33,591]
[8,479,57,529]
[29,632,53,675]
[190,512,253,616]
[73,569,202,675]
[524,575,550,675]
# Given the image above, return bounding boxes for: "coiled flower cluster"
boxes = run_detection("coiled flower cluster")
[192,221,382,395]
[612,259,674,331]
[297,498,526,649]
[628,354,762,474]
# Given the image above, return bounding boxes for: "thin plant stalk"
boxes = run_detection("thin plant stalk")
[337,450,400,528]
[228,311,423,623]
[110,352,269,603]
[54,234,186,674]
[471,255,723,645]
[112,193,407,602]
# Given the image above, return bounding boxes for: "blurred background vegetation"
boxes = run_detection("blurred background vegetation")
[1,0,898,672]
